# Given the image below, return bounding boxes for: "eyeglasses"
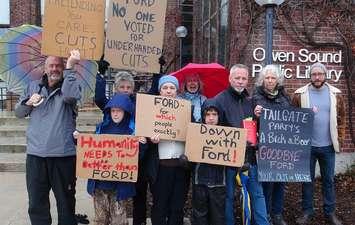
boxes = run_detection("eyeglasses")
[310,72,325,77]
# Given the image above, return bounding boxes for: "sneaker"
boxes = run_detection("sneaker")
[325,213,343,225]
[296,213,313,225]
[272,214,287,225]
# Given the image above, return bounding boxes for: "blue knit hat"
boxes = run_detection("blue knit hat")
[158,75,179,90]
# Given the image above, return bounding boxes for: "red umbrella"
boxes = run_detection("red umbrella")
[171,62,229,98]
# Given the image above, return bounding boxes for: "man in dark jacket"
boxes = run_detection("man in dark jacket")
[214,64,254,225]
[15,50,81,225]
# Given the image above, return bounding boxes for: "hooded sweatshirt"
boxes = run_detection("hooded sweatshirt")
[193,98,226,187]
[87,94,136,201]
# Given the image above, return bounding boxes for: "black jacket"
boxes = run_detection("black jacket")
[214,87,256,164]
[214,87,254,128]
[192,99,226,187]
[252,85,291,110]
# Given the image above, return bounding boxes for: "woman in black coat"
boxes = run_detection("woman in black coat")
[252,64,291,225]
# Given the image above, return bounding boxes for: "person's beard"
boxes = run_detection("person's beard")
[233,87,245,93]
[311,80,325,89]
[48,71,63,82]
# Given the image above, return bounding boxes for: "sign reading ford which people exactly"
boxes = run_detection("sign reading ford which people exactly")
[257,106,314,182]
[252,47,343,82]
[135,93,191,141]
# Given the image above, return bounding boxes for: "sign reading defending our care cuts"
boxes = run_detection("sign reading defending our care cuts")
[135,93,191,141]
[42,0,105,60]
[76,134,139,182]
[257,106,314,182]
[105,0,167,73]
[185,123,247,167]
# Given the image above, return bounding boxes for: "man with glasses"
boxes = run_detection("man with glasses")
[292,62,345,225]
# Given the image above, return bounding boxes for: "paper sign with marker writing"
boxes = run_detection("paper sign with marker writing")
[42,0,105,60]
[76,134,139,182]
[185,123,247,167]
[135,93,191,141]
[105,0,167,72]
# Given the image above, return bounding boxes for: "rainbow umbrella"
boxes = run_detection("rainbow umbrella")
[0,24,97,104]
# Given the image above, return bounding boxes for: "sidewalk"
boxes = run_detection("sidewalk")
[0,172,156,225]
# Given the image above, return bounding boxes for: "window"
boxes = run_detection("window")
[0,0,10,26]
[196,0,229,64]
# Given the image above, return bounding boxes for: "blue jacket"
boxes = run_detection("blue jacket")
[87,94,136,201]
[15,70,80,157]
[95,74,135,131]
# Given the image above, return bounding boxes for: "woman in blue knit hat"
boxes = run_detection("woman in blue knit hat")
[149,75,190,225]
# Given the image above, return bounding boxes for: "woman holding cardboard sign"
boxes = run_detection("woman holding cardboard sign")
[149,75,190,225]
[252,64,292,225]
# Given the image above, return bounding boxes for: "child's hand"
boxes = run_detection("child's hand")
[73,130,80,139]
[150,134,160,144]
[138,137,147,144]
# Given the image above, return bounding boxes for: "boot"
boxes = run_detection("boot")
[272,214,287,225]
[325,213,343,225]
[296,213,313,225]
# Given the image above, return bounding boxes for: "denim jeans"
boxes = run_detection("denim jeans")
[247,165,269,225]
[302,145,336,215]
[225,167,237,225]
[262,182,285,215]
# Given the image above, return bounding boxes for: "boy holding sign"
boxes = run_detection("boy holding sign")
[86,94,143,225]
[191,98,226,225]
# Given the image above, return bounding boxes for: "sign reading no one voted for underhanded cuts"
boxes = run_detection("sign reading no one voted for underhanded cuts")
[42,0,105,60]
[185,123,247,167]
[105,0,167,73]
[135,93,191,141]
[76,134,139,182]
[257,106,314,182]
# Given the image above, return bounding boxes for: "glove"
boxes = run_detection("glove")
[97,54,110,75]
[159,56,166,66]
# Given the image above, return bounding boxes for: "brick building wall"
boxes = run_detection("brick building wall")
[10,0,41,27]
[195,1,354,152]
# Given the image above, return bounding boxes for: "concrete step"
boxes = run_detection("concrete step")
[0,111,103,126]
[0,153,26,172]
[0,137,26,153]
[0,125,96,137]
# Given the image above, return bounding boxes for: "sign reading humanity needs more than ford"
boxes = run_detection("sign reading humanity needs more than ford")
[76,134,139,182]
[257,106,314,182]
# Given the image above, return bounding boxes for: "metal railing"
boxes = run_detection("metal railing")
[0,87,20,111]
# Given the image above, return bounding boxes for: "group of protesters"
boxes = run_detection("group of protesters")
[15,49,345,225]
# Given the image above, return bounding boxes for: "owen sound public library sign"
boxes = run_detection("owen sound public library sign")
[251,47,343,82]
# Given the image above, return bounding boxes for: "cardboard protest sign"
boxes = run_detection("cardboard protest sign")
[76,134,139,182]
[257,106,314,182]
[135,93,191,141]
[42,0,105,60]
[185,123,247,167]
[105,0,167,73]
